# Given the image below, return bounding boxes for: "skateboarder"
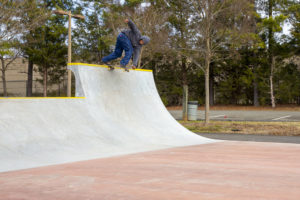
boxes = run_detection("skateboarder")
[101,19,150,71]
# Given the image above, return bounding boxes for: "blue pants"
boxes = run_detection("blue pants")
[102,33,133,66]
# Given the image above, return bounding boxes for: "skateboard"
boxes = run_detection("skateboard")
[122,66,130,72]
[104,64,129,72]
[105,64,115,71]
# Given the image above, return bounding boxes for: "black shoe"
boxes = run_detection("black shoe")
[101,61,109,66]
[108,65,115,71]
[120,65,129,72]
[101,62,114,70]
[124,66,129,72]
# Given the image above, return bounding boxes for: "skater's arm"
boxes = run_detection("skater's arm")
[125,19,141,36]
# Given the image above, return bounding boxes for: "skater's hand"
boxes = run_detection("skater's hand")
[132,66,136,69]
[124,19,129,23]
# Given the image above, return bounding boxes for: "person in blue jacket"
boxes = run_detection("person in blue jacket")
[102,19,150,71]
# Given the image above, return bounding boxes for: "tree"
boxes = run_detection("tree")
[22,0,74,97]
[21,0,49,96]
[0,0,42,42]
[26,21,68,97]
[0,0,46,96]
[0,41,20,96]
[288,1,300,55]
[256,0,292,107]
[185,0,254,124]
[72,0,116,63]
[167,0,193,121]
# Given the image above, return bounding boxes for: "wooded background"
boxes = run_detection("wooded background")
[1,0,299,110]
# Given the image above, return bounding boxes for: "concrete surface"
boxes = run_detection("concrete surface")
[169,110,300,122]
[0,63,213,172]
[1,141,300,200]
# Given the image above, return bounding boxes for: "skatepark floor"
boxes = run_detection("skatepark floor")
[1,141,300,200]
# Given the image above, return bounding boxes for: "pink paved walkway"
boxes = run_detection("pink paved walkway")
[1,141,300,200]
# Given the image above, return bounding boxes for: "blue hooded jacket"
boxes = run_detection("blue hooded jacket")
[121,20,150,67]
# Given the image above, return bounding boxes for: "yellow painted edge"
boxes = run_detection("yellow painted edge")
[0,97,86,100]
[68,63,153,72]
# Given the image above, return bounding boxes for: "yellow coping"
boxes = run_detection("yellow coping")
[1,63,151,100]
[0,97,86,100]
[68,63,153,72]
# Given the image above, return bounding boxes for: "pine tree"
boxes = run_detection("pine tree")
[23,0,73,97]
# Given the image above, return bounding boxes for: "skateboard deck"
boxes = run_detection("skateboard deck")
[123,67,129,72]
[108,65,115,71]
[104,64,114,71]
[104,64,129,72]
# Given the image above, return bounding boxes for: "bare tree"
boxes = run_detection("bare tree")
[0,0,48,96]
[165,0,194,121]
[0,0,46,42]
[0,43,21,96]
[184,0,254,124]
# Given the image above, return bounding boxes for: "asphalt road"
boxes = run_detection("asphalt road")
[169,110,300,122]
[198,133,300,144]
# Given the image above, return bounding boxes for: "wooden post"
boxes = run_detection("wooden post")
[52,10,85,97]
[67,12,72,97]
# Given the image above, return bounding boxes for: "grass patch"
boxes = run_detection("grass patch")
[179,120,300,136]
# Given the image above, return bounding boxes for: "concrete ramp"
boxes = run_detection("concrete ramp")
[0,63,213,172]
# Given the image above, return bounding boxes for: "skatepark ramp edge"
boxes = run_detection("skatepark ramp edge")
[0,63,214,172]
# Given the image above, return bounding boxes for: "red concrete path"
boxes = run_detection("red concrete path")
[1,141,300,200]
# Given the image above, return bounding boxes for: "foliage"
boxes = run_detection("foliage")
[1,0,299,104]
[21,0,72,96]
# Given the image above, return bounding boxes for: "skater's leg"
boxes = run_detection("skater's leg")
[102,35,123,63]
[119,34,133,67]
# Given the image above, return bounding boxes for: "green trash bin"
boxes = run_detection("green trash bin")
[188,101,198,121]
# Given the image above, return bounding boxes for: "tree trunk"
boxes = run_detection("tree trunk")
[205,68,210,125]
[209,67,214,106]
[1,57,8,97]
[253,65,259,106]
[2,70,7,97]
[204,36,211,125]
[182,56,188,121]
[253,79,259,106]
[270,56,276,108]
[268,0,276,108]
[58,81,61,96]
[182,85,188,121]
[26,59,33,97]
[43,67,48,97]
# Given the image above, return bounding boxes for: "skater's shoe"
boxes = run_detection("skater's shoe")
[121,65,129,72]
[101,61,114,71]
[108,65,115,71]
[100,61,108,66]
[124,67,129,72]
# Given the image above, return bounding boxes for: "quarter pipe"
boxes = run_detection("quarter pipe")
[0,63,214,172]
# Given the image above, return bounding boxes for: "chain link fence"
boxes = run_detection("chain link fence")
[0,80,68,97]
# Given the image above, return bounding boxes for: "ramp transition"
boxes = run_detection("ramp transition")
[0,63,214,172]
